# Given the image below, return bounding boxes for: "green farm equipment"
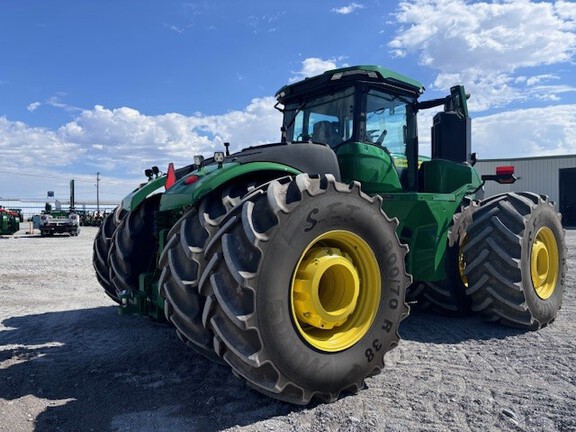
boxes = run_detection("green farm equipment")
[93,65,567,404]
[0,207,22,235]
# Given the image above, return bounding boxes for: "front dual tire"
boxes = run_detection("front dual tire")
[200,174,411,404]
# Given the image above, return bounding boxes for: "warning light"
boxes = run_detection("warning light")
[496,166,515,176]
[165,163,176,190]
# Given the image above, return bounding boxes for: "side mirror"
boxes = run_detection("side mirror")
[450,85,469,119]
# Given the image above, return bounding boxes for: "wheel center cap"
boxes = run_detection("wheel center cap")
[292,247,360,330]
[531,240,549,288]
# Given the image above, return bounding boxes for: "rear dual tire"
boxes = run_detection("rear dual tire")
[108,195,161,299]
[93,207,128,303]
[463,192,566,329]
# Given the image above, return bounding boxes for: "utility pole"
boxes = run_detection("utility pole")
[96,172,100,216]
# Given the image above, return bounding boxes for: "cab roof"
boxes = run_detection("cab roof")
[275,65,425,102]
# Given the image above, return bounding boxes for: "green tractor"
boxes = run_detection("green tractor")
[93,65,567,405]
[0,207,22,235]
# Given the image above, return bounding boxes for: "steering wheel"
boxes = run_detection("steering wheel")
[376,129,388,145]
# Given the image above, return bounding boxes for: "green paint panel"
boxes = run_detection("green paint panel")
[419,159,482,194]
[381,193,461,281]
[336,142,402,194]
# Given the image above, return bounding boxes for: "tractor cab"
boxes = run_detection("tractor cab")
[276,65,473,195]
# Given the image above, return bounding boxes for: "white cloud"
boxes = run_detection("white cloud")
[165,23,184,34]
[331,3,365,15]
[247,12,285,33]
[2,101,575,202]
[45,96,83,113]
[473,104,576,158]
[26,96,83,114]
[0,97,282,201]
[416,104,576,158]
[27,102,41,112]
[289,57,347,83]
[525,74,559,86]
[0,117,80,169]
[55,98,281,173]
[389,0,576,110]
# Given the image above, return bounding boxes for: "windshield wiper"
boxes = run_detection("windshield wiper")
[278,101,308,142]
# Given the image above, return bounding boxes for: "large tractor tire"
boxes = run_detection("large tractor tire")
[463,192,566,329]
[159,182,255,362]
[201,174,411,405]
[108,195,161,298]
[93,207,127,303]
[407,200,478,316]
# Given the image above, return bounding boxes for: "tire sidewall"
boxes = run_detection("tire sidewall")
[521,204,565,323]
[254,191,407,392]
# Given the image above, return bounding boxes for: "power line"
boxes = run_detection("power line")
[96,172,100,215]
[0,169,140,185]
[0,170,70,180]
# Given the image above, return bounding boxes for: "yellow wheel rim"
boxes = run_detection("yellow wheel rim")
[530,227,559,300]
[291,230,381,352]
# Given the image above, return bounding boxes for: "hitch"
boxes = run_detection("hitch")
[117,273,164,320]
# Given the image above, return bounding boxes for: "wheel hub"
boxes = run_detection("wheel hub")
[292,247,360,330]
[530,227,558,300]
[290,230,381,352]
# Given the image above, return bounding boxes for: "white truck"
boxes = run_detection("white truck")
[39,212,80,237]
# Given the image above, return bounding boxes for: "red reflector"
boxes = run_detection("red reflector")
[184,175,199,185]
[165,162,176,190]
[496,165,514,175]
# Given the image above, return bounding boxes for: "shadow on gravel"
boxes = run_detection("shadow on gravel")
[0,307,297,432]
[0,305,530,431]
[400,306,525,344]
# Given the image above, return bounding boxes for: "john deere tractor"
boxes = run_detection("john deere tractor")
[93,65,566,405]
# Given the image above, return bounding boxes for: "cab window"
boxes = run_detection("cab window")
[365,89,409,159]
[284,87,355,148]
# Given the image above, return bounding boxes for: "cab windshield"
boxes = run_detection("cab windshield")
[282,85,412,159]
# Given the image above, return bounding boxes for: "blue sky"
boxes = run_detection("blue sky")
[1,0,575,202]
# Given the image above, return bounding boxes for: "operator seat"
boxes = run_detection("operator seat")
[312,121,339,147]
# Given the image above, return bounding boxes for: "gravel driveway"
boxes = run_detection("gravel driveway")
[1,227,574,432]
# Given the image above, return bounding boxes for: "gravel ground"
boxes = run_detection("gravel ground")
[0,227,574,432]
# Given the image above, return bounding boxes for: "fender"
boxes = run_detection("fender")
[160,161,301,211]
[121,176,166,212]
[159,141,341,212]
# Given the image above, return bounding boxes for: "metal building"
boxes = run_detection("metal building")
[475,154,576,226]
